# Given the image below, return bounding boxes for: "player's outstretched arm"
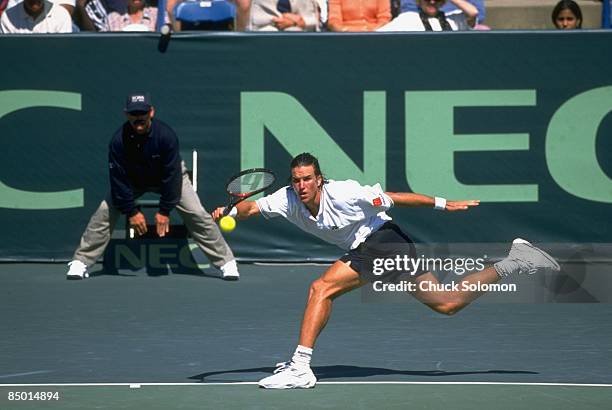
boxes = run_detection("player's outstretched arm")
[385,192,480,212]
[211,200,261,221]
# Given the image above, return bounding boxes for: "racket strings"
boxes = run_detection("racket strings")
[227,171,275,195]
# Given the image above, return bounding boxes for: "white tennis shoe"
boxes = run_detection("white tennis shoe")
[220,260,240,281]
[66,260,89,280]
[259,361,317,389]
[495,238,560,277]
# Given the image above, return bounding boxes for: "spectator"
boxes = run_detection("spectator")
[395,0,484,26]
[78,0,124,31]
[378,0,477,31]
[0,0,72,32]
[249,0,319,31]
[74,0,119,31]
[6,0,94,32]
[9,0,105,32]
[327,0,391,32]
[552,0,582,29]
[6,0,75,15]
[104,0,166,31]
[74,0,96,29]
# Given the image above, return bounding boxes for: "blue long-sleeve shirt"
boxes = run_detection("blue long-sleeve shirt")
[108,119,182,217]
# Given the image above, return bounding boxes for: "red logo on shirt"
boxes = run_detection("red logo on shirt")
[372,197,382,207]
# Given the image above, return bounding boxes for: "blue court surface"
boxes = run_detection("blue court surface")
[1,263,611,409]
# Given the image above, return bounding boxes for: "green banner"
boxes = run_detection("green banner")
[0,32,611,261]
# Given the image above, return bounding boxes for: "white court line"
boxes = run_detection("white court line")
[0,382,611,388]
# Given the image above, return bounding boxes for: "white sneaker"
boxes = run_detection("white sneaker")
[495,238,561,277]
[220,260,240,281]
[259,361,317,389]
[66,260,89,280]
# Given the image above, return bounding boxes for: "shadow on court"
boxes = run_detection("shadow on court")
[86,266,222,280]
[191,365,538,383]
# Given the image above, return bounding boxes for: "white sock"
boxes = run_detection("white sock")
[291,345,313,368]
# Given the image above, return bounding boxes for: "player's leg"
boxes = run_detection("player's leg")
[299,260,367,347]
[259,260,367,389]
[175,168,239,280]
[68,192,121,279]
[408,268,500,315]
[408,238,561,315]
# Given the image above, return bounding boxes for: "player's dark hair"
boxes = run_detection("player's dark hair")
[290,153,328,185]
[552,0,582,28]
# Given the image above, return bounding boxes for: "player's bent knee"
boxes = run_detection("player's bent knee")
[308,278,337,300]
[308,279,325,298]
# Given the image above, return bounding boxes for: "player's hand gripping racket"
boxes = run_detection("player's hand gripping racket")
[223,168,276,216]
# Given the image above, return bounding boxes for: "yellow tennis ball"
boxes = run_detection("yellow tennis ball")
[219,215,236,232]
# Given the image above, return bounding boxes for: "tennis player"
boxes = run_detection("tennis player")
[66,92,240,280]
[212,152,560,389]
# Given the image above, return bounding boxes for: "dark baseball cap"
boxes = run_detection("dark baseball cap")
[125,92,152,113]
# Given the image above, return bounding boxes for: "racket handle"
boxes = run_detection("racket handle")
[223,206,238,217]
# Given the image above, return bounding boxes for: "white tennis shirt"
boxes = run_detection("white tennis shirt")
[0,1,72,33]
[256,180,393,250]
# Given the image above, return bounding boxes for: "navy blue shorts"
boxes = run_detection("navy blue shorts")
[339,222,427,283]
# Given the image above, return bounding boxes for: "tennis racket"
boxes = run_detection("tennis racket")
[223,168,276,216]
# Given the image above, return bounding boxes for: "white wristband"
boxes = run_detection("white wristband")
[227,207,238,217]
[434,196,447,211]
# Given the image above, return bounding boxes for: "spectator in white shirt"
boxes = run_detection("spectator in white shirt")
[7,0,74,15]
[1,0,72,33]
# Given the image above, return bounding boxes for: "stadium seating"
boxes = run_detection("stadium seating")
[174,0,236,30]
